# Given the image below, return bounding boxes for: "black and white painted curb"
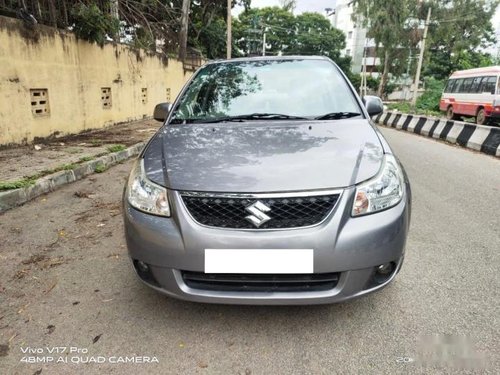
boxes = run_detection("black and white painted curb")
[0,142,145,213]
[375,111,500,158]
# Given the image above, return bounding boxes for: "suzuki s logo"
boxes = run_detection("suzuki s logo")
[245,201,271,228]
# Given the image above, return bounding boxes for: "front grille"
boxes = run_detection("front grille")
[180,193,340,229]
[181,271,340,292]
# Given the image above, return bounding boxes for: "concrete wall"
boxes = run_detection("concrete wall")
[0,16,192,145]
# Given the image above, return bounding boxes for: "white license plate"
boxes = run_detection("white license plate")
[204,249,313,274]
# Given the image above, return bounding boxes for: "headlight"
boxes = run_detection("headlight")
[126,159,170,217]
[352,154,404,216]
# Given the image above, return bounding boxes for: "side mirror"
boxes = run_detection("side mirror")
[153,102,172,122]
[363,95,384,117]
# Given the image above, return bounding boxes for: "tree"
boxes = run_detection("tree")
[279,0,297,12]
[351,0,416,97]
[187,0,251,59]
[425,0,499,79]
[233,7,349,71]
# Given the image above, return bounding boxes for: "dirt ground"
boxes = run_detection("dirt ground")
[0,119,160,183]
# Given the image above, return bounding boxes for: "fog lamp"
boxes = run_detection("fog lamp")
[376,262,394,275]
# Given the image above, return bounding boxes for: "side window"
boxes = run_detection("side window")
[452,79,463,93]
[461,78,474,93]
[476,77,486,93]
[470,77,482,93]
[445,79,455,93]
[482,76,497,94]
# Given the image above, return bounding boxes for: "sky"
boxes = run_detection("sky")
[233,0,336,16]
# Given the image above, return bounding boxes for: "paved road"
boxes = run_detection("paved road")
[0,127,499,374]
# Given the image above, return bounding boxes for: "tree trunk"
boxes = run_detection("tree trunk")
[110,0,119,42]
[47,0,57,28]
[377,49,390,98]
[178,0,191,61]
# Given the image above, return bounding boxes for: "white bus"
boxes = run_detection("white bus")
[440,66,500,125]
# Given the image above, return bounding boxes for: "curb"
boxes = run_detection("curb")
[375,112,500,158]
[0,142,145,213]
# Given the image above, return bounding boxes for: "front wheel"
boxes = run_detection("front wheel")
[476,108,488,126]
[446,106,459,120]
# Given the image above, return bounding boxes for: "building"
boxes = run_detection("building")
[329,0,380,77]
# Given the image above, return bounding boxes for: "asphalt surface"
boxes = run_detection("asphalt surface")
[0,126,499,374]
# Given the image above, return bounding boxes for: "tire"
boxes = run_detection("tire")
[476,108,487,126]
[446,106,459,120]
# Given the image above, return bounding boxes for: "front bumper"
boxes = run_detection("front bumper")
[123,185,411,305]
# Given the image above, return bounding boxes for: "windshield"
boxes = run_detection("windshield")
[171,59,361,123]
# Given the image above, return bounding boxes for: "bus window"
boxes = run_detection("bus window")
[482,76,497,94]
[445,79,456,93]
[452,79,464,93]
[461,78,474,93]
[470,77,482,93]
[476,77,486,92]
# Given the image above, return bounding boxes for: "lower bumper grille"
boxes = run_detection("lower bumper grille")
[181,271,340,292]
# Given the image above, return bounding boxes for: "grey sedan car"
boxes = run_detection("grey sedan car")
[123,56,411,305]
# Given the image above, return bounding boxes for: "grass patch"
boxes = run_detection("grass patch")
[90,139,103,146]
[386,102,442,118]
[61,163,77,171]
[78,156,94,162]
[0,177,37,191]
[107,144,126,153]
[1,146,124,191]
[66,147,82,154]
[94,164,107,173]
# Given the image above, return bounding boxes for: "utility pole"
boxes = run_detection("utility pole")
[262,29,267,56]
[412,7,431,107]
[179,0,191,61]
[227,0,232,59]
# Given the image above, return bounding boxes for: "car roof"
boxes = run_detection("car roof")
[205,55,331,65]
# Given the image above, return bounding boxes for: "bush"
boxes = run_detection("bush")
[71,4,119,45]
[416,78,444,112]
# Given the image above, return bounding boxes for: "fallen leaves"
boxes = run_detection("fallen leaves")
[92,334,102,344]
[44,281,57,294]
[22,254,47,266]
[74,191,95,199]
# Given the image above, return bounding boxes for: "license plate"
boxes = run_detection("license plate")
[204,249,313,274]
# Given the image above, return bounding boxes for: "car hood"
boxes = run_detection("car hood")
[143,119,384,193]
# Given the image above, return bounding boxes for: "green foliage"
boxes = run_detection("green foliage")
[107,144,127,153]
[416,78,444,112]
[78,156,94,162]
[352,0,499,92]
[347,73,393,96]
[234,7,348,70]
[426,0,499,79]
[61,163,77,170]
[351,0,416,95]
[386,78,444,116]
[186,0,251,59]
[387,102,442,117]
[94,164,107,173]
[71,3,119,46]
[0,178,37,191]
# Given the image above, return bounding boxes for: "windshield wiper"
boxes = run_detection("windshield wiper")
[315,112,362,120]
[189,113,310,124]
